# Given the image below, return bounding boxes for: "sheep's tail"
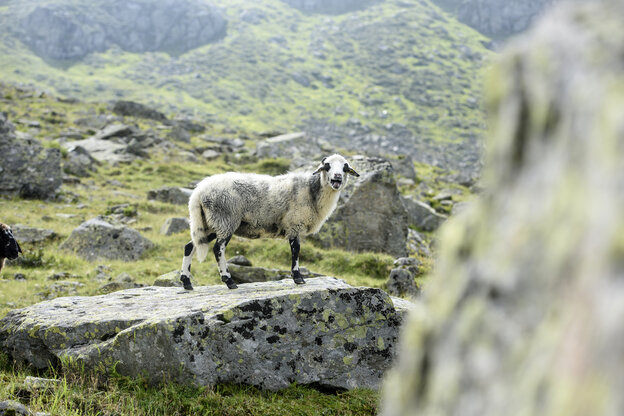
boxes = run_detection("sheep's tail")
[189,193,212,263]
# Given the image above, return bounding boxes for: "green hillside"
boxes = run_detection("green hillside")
[0,0,493,174]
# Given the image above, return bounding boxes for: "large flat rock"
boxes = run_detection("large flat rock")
[0,277,408,391]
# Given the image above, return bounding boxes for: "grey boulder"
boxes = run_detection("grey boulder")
[60,217,153,261]
[0,277,408,391]
[0,113,62,200]
[161,217,190,235]
[147,186,192,205]
[10,225,56,244]
[401,196,447,232]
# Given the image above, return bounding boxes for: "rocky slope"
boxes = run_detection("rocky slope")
[0,0,493,178]
[433,0,556,38]
[13,0,226,60]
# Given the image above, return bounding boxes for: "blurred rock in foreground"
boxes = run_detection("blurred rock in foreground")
[382,0,624,415]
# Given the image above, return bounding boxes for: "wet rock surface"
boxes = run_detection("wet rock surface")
[0,277,408,391]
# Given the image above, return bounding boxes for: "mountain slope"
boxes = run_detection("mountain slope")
[0,0,493,176]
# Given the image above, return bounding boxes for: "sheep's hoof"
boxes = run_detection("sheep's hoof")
[222,276,238,290]
[181,275,194,291]
[293,275,306,285]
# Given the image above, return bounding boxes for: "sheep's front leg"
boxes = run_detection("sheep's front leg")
[289,236,305,285]
[180,241,195,290]
[214,236,237,289]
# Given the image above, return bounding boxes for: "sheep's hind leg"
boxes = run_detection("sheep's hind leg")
[180,241,195,290]
[214,236,237,289]
[289,236,305,285]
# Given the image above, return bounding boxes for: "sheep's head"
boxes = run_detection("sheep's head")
[0,224,21,261]
[313,154,360,191]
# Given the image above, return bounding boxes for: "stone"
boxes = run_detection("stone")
[63,145,100,177]
[202,149,220,160]
[381,0,624,414]
[0,277,409,391]
[161,217,190,235]
[113,101,167,121]
[227,255,252,267]
[0,400,29,416]
[60,217,154,261]
[92,124,135,141]
[147,186,193,205]
[10,225,56,244]
[316,156,409,257]
[387,258,421,298]
[255,132,324,161]
[153,270,183,287]
[401,196,447,232]
[167,126,191,143]
[61,137,135,164]
[228,264,322,284]
[0,113,62,200]
[23,376,60,391]
[98,273,144,294]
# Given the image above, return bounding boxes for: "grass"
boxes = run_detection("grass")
[0,352,377,415]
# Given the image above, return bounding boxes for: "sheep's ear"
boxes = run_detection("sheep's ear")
[345,164,360,177]
[16,240,22,254]
[313,158,328,175]
[313,164,325,175]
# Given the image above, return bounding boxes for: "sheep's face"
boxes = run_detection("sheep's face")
[313,154,360,191]
[0,225,21,260]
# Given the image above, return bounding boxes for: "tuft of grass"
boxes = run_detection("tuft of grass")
[0,352,378,416]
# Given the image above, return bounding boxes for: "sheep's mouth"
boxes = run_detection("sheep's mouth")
[330,178,343,189]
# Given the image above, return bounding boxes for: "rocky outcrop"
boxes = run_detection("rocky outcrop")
[0,113,62,199]
[0,277,409,391]
[60,217,153,261]
[401,196,447,232]
[434,0,556,37]
[382,0,624,414]
[315,156,408,257]
[17,0,227,60]
[281,0,380,14]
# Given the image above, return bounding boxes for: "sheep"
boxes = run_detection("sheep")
[0,223,21,273]
[179,154,360,290]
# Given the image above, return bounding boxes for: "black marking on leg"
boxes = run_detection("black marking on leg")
[222,275,238,289]
[184,241,194,257]
[199,233,217,245]
[181,275,194,291]
[289,236,305,284]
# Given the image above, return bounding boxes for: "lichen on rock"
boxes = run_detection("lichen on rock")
[0,277,410,391]
[381,0,624,414]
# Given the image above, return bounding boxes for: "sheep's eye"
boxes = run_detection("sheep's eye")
[343,163,349,172]
[324,163,330,171]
